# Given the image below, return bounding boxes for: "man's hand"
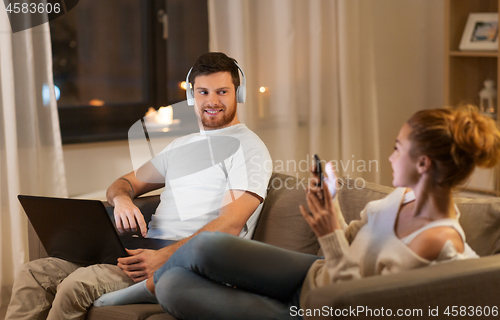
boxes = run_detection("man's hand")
[118,248,170,282]
[113,196,148,237]
[107,167,165,237]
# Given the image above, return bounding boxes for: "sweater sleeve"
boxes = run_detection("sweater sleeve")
[317,202,371,282]
[342,204,369,244]
[333,196,348,230]
[317,229,363,282]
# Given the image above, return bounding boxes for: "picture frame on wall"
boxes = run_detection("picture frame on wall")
[459,13,498,51]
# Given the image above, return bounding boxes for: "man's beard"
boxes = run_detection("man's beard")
[199,104,237,130]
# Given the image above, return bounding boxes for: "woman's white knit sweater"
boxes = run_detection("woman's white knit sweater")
[300,187,478,306]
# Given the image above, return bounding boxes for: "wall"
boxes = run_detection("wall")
[63,140,131,197]
[367,0,444,186]
[63,136,176,197]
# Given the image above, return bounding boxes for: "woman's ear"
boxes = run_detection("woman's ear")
[417,155,432,174]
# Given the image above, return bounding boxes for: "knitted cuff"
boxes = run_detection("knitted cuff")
[318,229,349,260]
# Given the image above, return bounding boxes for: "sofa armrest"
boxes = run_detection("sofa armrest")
[302,255,500,319]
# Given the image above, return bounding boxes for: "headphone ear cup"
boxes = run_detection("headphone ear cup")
[236,86,246,103]
[186,88,195,106]
[185,67,194,106]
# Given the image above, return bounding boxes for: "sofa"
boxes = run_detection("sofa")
[27,173,500,319]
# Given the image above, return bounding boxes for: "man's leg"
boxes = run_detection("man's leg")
[93,280,157,307]
[5,257,83,320]
[157,267,297,320]
[155,232,320,302]
[46,263,134,320]
[96,232,319,308]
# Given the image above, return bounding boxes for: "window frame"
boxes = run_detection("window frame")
[55,0,208,144]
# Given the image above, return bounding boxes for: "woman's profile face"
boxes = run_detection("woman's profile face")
[389,123,420,188]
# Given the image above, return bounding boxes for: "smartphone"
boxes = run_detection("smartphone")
[314,154,324,205]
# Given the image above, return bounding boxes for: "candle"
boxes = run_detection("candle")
[258,87,270,119]
[156,106,173,124]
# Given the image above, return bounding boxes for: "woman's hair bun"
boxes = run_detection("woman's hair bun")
[451,105,500,168]
[407,105,500,188]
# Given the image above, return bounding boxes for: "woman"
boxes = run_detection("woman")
[95,106,500,319]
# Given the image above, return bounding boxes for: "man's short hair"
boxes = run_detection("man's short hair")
[189,52,240,90]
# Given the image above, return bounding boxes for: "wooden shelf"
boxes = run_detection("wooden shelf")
[449,50,498,57]
[445,0,500,195]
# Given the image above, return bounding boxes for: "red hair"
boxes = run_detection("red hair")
[407,105,500,188]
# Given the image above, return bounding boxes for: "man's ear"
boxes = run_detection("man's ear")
[417,155,432,174]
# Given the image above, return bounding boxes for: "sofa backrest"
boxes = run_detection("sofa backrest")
[454,197,500,256]
[337,178,500,257]
[337,178,395,224]
[252,173,320,255]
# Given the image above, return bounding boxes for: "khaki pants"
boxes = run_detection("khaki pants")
[5,257,134,320]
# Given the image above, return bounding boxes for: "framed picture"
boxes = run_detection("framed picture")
[459,13,499,51]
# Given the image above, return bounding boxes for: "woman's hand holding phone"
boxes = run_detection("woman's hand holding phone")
[300,155,341,237]
[300,177,340,237]
[312,155,324,205]
[324,161,338,198]
[308,156,339,201]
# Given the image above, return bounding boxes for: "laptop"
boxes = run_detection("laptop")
[18,195,174,265]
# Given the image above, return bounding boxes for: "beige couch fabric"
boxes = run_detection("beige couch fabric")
[252,173,320,255]
[455,198,500,256]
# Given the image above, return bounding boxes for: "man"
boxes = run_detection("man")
[5,52,272,319]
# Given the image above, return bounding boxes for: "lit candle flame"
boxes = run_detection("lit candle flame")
[156,106,173,124]
[89,99,105,106]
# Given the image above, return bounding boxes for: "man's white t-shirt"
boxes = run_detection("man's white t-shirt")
[147,124,272,240]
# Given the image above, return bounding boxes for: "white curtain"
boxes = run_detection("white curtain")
[0,9,67,318]
[208,0,381,183]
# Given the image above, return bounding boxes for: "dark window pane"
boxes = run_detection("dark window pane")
[51,0,145,107]
[51,0,209,144]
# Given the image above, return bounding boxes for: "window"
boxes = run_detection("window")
[50,0,208,143]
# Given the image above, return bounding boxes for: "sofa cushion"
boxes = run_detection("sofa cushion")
[337,178,500,257]
[146,314,178,320]
[455,197,500,256]
[86,305,166,320]
[252,173,320,255]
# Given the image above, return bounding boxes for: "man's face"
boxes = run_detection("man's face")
[193,71,239,130]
